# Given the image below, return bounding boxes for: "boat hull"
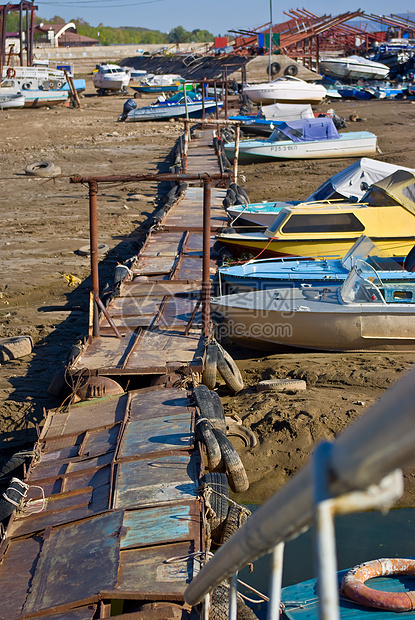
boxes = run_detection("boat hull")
[126,101,222,121]
[225,133,378,164]
[320,59,390,80]
[243,84,326,104]
[0,94,25,109]
[211,290,415,352]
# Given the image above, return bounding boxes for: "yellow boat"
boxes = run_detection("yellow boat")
[217,170,415,259]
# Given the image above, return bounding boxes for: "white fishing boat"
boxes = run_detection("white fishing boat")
[227,158,415,226]
[0,93,25,109]
[224,117,378,164]
[211,260,415,352]
[92,64,130,94]
[0,76,68,107]
[320,55,390,80]
[242,76,327,104]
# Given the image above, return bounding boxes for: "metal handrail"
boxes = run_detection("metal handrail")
[185,366,415,609]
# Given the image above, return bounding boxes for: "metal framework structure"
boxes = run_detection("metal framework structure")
[0,1,37,76]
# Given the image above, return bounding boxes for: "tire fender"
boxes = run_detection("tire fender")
[202,343,218,389]
[216,344,244,393]
[213,428,249,493]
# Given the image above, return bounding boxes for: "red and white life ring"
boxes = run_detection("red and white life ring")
[6,67,16,79]
[341,558,415,612]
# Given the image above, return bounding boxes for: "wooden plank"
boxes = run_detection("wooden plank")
[125,328,203,372]
[72,331,139,372]
[120,502,200,549]
[113,453,199,509]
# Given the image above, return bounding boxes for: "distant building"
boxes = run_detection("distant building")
[35,23,99,47]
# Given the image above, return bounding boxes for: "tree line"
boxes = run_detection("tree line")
[6,13,214,45]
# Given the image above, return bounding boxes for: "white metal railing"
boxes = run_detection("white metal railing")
[184,366,415,618]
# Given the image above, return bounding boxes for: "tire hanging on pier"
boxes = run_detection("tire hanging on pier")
[213,428,249,493]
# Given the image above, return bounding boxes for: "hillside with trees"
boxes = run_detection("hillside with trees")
[6,12,214,45]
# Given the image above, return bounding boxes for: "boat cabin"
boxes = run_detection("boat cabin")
[340,260,415,305]
[268,117,340,143]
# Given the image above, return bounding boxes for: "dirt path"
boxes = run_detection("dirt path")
[1,85,415,506]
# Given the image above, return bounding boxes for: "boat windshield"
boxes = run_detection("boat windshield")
[268,128,291,142]
[265,209,291,237]
[340,260,386,304]
[361,187,401,207]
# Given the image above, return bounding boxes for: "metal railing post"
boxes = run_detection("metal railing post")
[88,180,100,337]
[202,178,212,337]
[202,77,206,120]
[183,119,189,173]
[267,543,284,620]
[233,124,240,183]
[229,573,238,620]
[313,442,340,620]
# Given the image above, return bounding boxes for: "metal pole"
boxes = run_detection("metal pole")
[183,119,189,173]
[229,573,238,620]
[184,89,189,120]
[269,0,273,82]
[202,77,206,120]
[25,6,30,66]
[233,124,240,183]
[224,69,228,120]
[267,543,284,620]
[89,180,100,337]
[214,81,219,120]
[313,442,340,620]
[19,2,23,66]
[202,179,211,338]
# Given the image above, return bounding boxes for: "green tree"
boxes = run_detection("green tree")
[168,25,189,44]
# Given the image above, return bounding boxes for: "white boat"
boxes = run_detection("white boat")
[224,117,378,164]
[92,64,130,93]
[242,76,327,104]
[320,55,390,80]
[0,76,68,107]
[211,260,415,352]
[227,158,415,226]
[124,91,222,122]
[0,93,25,109]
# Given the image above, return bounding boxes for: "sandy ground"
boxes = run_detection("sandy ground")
[1,79,415,505]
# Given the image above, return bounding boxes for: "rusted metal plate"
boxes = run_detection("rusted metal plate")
[121,281,201,298]
[105,296,164,318]
[124,328,203,372]
[72,331,140,373]
[162,187,228,232]
[113,452,199,509]
[0,535,43,619]
[115,541,196,599]
[34,606,97,619]
[132,255,177,277]
[11,488,93,538]
[62,463,111,495]
[43,394,129,439]
[22,512,123,616]
[157,297,201,328]
[120,502,200,549]
[118,412,194,459]
[129,387,190,421]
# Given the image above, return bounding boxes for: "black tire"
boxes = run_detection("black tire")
[24,160,61,178]
[77,243,109,257]
[197,419,223,471]
[203,343,218,390]
[201,472,229,545]
[266,61,281,76]
[405,245,415,271]
[226,422,257,448]
[0,478,28,522]
[194,385,226,432]
[221,503,249,543]
[284,64,298,76]
[213,428,249,493]
[209,584,259,620]
[0,336,33,362]
[217,346,244,393]
[0,451,32,479]
[210,391,227,434]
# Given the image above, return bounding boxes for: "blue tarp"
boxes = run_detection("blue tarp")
[271,117,340,142]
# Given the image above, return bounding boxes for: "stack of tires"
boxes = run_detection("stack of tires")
[203,341,244,393]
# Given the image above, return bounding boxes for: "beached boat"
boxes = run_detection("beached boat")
[224,117,378,164]
[211,260,415,352]
[124,91,222,122]
[0,93,25,109]
[226,158,415,226]
[229,102,314,136]
[130,74,185,95]
[216,170,415,259]
[92,63,130,94]
[242,76,327,104]
[217,235,415,293]
[320,55,390,80]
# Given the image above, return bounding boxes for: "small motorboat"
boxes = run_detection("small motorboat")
[242,76,327,105]
[0,93,25,109]
[211,260,415,352]
[217,235,415,293]
[226,158,415,226]
[224,117,378,164]
[123,90,222,122]
[130,74,185,96]
[229,102,314,136]
[92,64,130,94]
[320,55,390,80]
[216,170,415,259]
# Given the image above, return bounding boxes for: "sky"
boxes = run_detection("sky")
[34,0,414,35]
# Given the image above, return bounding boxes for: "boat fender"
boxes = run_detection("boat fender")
[0,478,29,522]
[221,503,250,544]
[176,181,187,196]
[202,342,218,389]
[6,67,16,79]
[0,451,34,479]
[221,153,232,169]
[284,64,299,76]
[163,185,179,203]
[199,472,229,545]
[231,183,249,203]
[266,62,281,76]
[152,208,165,224]
[212,428,249,493]
[342,558,415,611]
[196,418,223,472]
[216,343,244,393]
[193,385,227,433]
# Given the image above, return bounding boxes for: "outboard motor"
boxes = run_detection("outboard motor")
[118,98,137,122]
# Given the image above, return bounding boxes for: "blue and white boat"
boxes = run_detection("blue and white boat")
[227,158,415,227]
[229,102,314,136]
[224,117,378,164]
[125,91,222,122]
[217,235,415,293]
